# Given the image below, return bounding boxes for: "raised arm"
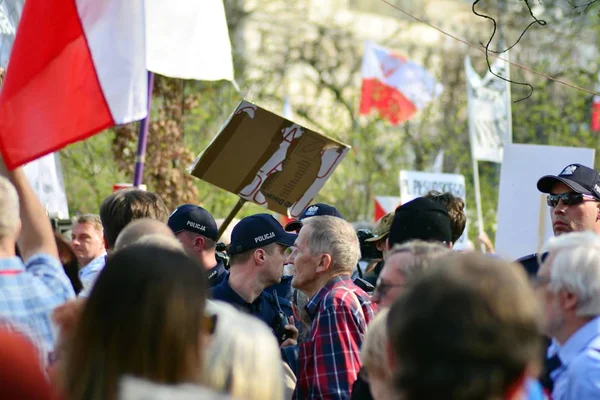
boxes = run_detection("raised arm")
[0,158,58,261]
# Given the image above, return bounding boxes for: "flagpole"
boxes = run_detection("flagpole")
[465,59,486,252]
[505,51,513,142]
[133,71,155,187]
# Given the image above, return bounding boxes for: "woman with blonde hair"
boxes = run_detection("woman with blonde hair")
[204,301,287,400]
[360,308,395,400]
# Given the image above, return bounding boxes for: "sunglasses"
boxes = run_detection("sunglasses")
[546,193,598,207]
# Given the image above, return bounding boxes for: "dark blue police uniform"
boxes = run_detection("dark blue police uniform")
[217,213,298,343]
[211,274,293,336]
[207,258,227,288]
[264,275,293,301]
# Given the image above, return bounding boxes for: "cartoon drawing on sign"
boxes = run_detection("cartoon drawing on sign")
[288,147,346,217]
[238,124,304,205]
[235,103,258,119]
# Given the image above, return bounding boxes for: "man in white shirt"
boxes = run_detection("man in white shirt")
[536,231,600,399]
[71,214,106,294]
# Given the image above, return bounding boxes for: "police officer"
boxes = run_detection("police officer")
[212,213,297,344]
[168,204,227,288]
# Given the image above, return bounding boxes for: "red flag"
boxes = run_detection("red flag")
[359,41,443,125]
[592,95,600,132]
[0,0,147,169]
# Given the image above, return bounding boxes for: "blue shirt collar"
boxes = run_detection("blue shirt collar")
[305,275,352,319]
[0,257,25,272]
[78,252,107,279]
[558,316,600,366]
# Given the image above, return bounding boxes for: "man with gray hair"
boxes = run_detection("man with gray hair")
[289,216,377,399]
[0,160,74,365]
[372,240,450,308]
[537,231,600,399]
[351,240,449,400]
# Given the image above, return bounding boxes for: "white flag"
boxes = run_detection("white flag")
[145,0,234,81]
[22,153,69,219]
[465,55,512,163]
[283,96,293,120]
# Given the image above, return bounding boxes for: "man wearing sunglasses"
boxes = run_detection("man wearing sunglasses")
[531,163,600,395]
[537,163,600,237]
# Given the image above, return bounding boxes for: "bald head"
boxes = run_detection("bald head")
[114,219,176,251]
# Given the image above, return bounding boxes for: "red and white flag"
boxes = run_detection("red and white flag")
[0,0,147,169]
[592,74,600,132]
[593,96,600,132]
[374,196,401,222]
[359,41,443,125]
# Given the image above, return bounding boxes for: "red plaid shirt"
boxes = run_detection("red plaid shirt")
[294,276,377,399]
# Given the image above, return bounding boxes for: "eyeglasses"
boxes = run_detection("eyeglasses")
[546,193,598,207]
[373,278,406,298]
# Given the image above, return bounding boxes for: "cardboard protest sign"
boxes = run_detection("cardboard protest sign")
[495,144,595,260]
[190,100,350,218]
[399,170,468,245]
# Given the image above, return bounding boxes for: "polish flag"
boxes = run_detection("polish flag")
[592,95,600,132]
[374,196,401,222]
[0,0,147,169]
[359,41,443,125]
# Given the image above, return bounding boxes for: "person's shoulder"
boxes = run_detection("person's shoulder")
[210,279,228,299]
[260,289,276,303]
[24,253,62,269]
[569,337,600,384]
[322,283,364,309]
[566,350,600,397]
[120,376,232,400]
[260,290,290,309]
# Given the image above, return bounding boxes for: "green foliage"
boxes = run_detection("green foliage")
[52,1,600,250]
[59,131,127,215]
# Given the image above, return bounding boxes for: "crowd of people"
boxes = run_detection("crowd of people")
[1,156,600,400]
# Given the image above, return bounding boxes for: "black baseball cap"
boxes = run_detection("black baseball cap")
[537,163,600,199]
[388,197,452,247]
[168,204,218,241]
[284,203,344,232]
[229,213,297,255]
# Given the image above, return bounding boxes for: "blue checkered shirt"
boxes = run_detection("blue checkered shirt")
[0,254,75,364]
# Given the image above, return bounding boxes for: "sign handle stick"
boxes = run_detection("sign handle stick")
[217,198,247,241]
[471,157,486,252]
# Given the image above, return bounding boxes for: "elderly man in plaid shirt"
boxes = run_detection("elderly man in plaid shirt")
[288,215,377,399]
[0,159,75,365]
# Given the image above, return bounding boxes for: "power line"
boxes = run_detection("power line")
[377,0,600,98]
